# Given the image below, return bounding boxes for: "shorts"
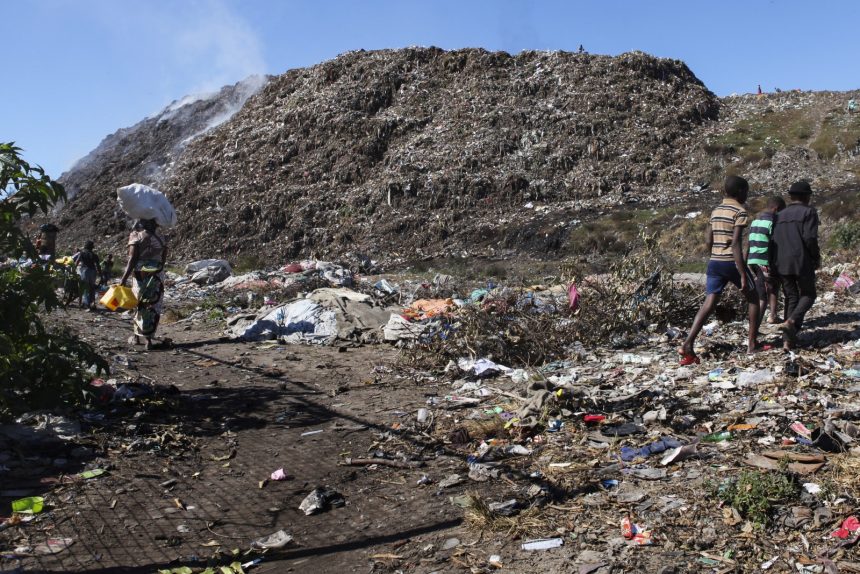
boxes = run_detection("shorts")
[706,260,755,295]
[749,264,779,301]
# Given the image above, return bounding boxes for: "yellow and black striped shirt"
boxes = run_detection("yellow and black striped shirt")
[710,198,749,262]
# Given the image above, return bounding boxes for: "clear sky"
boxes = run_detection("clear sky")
[4,0,858,179]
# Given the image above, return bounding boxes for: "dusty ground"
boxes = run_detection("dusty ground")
[2,309,474,574]
[4,283,860,574]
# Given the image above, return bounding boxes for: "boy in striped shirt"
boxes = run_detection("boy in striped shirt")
[679,176,760,364]
[747,196,786,327]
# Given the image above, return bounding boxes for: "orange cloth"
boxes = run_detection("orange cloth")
[401,298,454,320]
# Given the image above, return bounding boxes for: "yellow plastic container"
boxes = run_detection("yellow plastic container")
[100,285,138,311]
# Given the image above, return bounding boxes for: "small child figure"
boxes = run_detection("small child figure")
[679,176,760,364]
[101,254,114,287]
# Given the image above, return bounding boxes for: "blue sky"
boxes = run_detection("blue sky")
[4,0,858,179]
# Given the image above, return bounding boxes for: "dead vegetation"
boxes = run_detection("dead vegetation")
[403,233,701,369]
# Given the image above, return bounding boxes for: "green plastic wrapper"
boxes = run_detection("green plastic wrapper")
[12,496,44,514]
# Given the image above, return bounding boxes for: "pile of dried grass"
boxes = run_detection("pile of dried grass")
[826,454,860,500]
[464,493,563,538]
[405,234,702,369]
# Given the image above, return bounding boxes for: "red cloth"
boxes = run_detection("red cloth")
[567,282,580,311]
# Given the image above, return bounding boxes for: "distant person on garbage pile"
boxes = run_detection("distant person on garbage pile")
[679,175,760,365]
[746,195,786,328]
[100,253,114,287]
[119,218,168,350]
[72,241,102,311]
[772,181,820,351]
[35,223,59,263]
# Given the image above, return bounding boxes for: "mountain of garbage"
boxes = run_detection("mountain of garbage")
[53,48,859,264]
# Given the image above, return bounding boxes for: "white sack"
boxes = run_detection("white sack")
[117,183,177,228]
[185,259,232,274]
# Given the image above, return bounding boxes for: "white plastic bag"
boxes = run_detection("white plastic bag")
[117,183,177,228]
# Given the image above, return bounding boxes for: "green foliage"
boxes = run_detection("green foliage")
[1,143,65,257]
[200,295,227,321]
[707,108,815,163]
[829,221,860,251]
[0,143,107,418]
[708,470,798,526]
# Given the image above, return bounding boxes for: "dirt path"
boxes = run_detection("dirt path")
[7,310,473,574]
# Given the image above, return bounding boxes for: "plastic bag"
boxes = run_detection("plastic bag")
[567,282,580,311]
[116,183,177,228]
[100,285,138,311]
[12,496,44,514]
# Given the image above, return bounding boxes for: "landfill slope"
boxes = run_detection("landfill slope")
[51,48,860,264]
[49,48,718,259]
[54,75,267,249]
[163,48,719,262]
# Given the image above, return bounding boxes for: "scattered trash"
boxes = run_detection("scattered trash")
[251,529,294,549]
[15,537,75,556]
[736,369,774,386]
[620,437,682,461]
[621,516,653,545]
[803,483,822,495]
[298,487,345,515]
[521,538,564,551]
[11,496,43,515]
[77,469,106,480]
[270,468,288,481]
[660,443,697,466]
[457,357,512,377]
[701,431,732,443]
[832,516,860,539]
[438,474,464,489]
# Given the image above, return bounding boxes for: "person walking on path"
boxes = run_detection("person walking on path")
[772,181,820,350]
[679,176,760,364]
[120,219,168,350]
[747,196,786,327]
[72,241,101,311]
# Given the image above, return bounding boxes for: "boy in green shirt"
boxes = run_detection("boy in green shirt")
[747,196,786,327]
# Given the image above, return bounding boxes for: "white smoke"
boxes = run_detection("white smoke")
[171,0,267,94]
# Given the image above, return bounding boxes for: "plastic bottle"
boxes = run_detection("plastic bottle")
[702,431,732,442]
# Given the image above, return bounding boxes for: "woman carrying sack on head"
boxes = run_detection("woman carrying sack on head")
[120,218,168,350]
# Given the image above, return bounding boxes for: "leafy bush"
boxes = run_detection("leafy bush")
[0,143,107,417]
[709,470,797,526]
[829,221,860,251]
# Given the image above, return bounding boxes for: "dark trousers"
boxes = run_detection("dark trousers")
[781,272,816,331]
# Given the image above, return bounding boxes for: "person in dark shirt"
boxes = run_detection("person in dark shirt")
[72,241,102,311]
[771,181,820,349]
